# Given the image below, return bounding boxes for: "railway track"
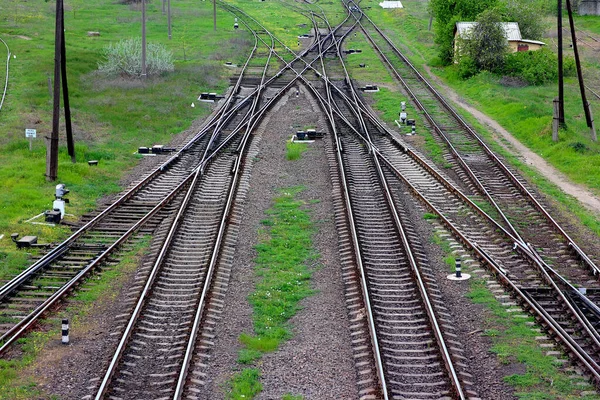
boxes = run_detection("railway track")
[320,0,600,386]
[4,0,600,398]
[300,9,475,398]
[0,25,269,353]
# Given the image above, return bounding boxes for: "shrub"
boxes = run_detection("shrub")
[98,38,174,78]
[502,48,570,85]
[457,55,479,79]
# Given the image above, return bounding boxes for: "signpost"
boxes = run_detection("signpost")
[25,128,36,151]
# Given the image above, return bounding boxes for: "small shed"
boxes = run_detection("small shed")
[454,22,545,61]
[579,0,600,15]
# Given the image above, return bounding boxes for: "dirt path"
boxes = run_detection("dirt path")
[423,65,600,216]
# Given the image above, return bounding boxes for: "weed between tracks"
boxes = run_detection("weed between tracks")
[0,236,150,399]
[352,0,600,235]
[226,187,315,400]
[285,141,307,161]
[430,227,598,399]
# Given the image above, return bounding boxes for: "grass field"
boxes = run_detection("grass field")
[352,0,600,233]
[0,0,252,279]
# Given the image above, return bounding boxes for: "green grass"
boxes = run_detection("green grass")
[351,0,600,236]
[430,229,597,399]
[0,0,252,281]
[282,394,304,400]
[286,140,308,160]
[226,368,263,400]
[467,279,598,399]
[423,212,438,220]
[0,235,150,399]
[225,186,317,399]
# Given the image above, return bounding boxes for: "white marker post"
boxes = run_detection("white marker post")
[25,128,36,151]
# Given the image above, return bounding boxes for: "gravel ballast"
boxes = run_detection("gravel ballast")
[202,86,359,399]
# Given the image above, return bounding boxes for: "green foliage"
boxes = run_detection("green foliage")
[429,0,499,64]
[502,48,575,85]
[226,368,263,400]
[463,10,508,73]
[0,0,247,284]
[457,54,479,79]
[98,38,174,77]
[282,394,304,400]
[229,187,317,398]
[497,0,546,40]
[285,141,308,161]
[423,213,439,220]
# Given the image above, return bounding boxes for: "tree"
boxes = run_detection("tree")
[498,0,546,40]
[429,0,499,64]
[461,10,508,73]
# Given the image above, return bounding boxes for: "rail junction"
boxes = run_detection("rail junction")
[1,1,600,399]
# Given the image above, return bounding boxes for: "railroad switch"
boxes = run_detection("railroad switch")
[362,84,379,92]
[44,210,61,223]
[295,129,324,141]
[10,233,49,249]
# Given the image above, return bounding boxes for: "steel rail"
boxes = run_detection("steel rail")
[299,33,600,380]
[0,16,267,306]
[0,30,267,354]
[374,148,600,382]
[95,25,310,397]
[322,10,466,397]
[349,8,526,246]
[326,77,600,372]
[0,163,196,354]
[0,36,10,112]
[274,0,600,383]
[94,162,205,400]
[173,26,275,400]
[358,10,600,275]
[312,13,389,399]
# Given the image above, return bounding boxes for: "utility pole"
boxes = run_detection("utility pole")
[168,0,172,40]
[566,0,596,141]
[141,0,147,78]
[557,0,565,126]
[47,0,63,181]
[60,1,75,163]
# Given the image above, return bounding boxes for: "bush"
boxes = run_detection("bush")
[457,55,479,79]
[98,38,174,78]
[502,48,574,85]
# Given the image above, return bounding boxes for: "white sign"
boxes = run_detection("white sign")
[25,129,36,138]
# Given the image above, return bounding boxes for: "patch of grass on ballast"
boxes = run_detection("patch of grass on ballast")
[0,236,150,400]
[227,187,317,399]
[467,279,597,399]
[286,141,308,160]
[430,227,596,398]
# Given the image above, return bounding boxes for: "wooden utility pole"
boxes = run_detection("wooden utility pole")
[566,0,597,141]
[168,0,172,40]
[142,0,147,78]
[61,2,75,162]
[46,0,63,181]
[47,0,76,181]
[557,0,565,126]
